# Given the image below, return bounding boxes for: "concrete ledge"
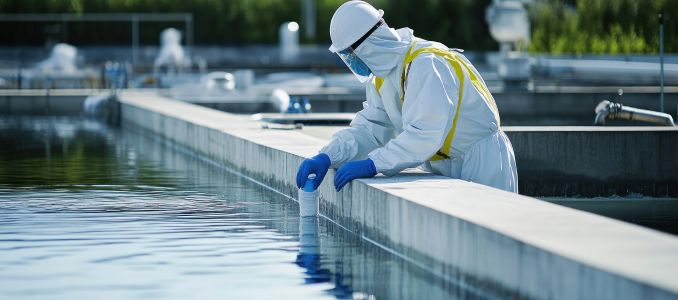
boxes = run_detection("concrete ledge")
[118,91,678,299]
[0,89,96,115]
[263,124,678,198]
[495,88,678,124]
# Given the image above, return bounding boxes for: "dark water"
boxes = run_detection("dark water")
[0,117,497,299]
[541,197,678,236]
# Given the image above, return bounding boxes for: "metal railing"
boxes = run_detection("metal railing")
[0,13,194,67]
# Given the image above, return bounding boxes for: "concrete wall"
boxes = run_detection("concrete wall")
[0,89,92,115]
[281,124,678,198]
[496,87,678,125]
[505,127,678,197]
[3,86,674,127]
[118,91,678,300]
[196,87,678,126]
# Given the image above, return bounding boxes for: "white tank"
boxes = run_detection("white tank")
[485,0,530,47]
[486,0,532,82]
[270,88,291,113]
[35,43,79,73]
[154,28,189,72]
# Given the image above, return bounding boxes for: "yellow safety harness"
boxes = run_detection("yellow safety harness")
[374,42,499,161]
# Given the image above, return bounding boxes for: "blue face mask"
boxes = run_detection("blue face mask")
[337,49,373,83]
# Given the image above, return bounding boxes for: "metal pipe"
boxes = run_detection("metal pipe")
[132,16,139,68]
[0,13,193,22]
[302,0,316,40]
[659,14,665,112]
[594,100,675,126]
[185,15,193,56]
[0,13,194,71]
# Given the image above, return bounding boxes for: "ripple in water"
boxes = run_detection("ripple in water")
[0,117,497,299]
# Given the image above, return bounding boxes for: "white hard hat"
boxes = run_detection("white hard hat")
[328,1,384,53]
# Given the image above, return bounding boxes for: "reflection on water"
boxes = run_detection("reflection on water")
[297,217,331,285]
[0,117,500,299]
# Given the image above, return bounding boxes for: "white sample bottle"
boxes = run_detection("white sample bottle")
[298,174,319,217]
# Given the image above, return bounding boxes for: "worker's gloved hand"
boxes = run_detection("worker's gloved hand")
[334,159,377,191]
[296,153,331,190]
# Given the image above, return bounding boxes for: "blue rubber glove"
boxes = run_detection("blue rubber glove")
[296,153,331,190]
[334,159,377,191]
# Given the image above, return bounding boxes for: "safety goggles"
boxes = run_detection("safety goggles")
[336,19,385,83]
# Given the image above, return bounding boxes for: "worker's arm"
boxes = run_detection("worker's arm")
[320,78,394,167]
[368,54,458,176]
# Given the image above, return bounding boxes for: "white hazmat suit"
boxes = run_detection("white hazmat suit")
[321,26,518,193]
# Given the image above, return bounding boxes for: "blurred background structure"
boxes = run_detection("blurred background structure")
[0,0,676,124]
[0,0,676,206]
[1,1,678,299]
[0,0,675,53]
[0,0,675,86]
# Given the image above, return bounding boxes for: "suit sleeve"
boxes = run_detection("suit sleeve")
[321,78,395,167]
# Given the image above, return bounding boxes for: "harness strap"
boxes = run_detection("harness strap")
[375,77,384,97]
[402,43,464,161]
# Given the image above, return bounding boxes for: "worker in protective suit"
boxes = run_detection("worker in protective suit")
[296,0,518,193]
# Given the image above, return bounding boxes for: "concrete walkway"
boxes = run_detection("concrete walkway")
[118,91,678,299]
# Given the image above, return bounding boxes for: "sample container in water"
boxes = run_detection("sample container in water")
[298,174,319,217]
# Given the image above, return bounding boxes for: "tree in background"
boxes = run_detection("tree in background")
[0,0,303,45]
[529,0,677,54]
[372,0,496,50]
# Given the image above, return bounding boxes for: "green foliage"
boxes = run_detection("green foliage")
[529,0,677,54]
[0,0,304,45]
[0,0,495,48]
[371,0,496,50]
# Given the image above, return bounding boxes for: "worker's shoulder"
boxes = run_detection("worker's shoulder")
[409,50,452,71]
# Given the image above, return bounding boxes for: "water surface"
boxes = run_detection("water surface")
[0,117,496,299]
